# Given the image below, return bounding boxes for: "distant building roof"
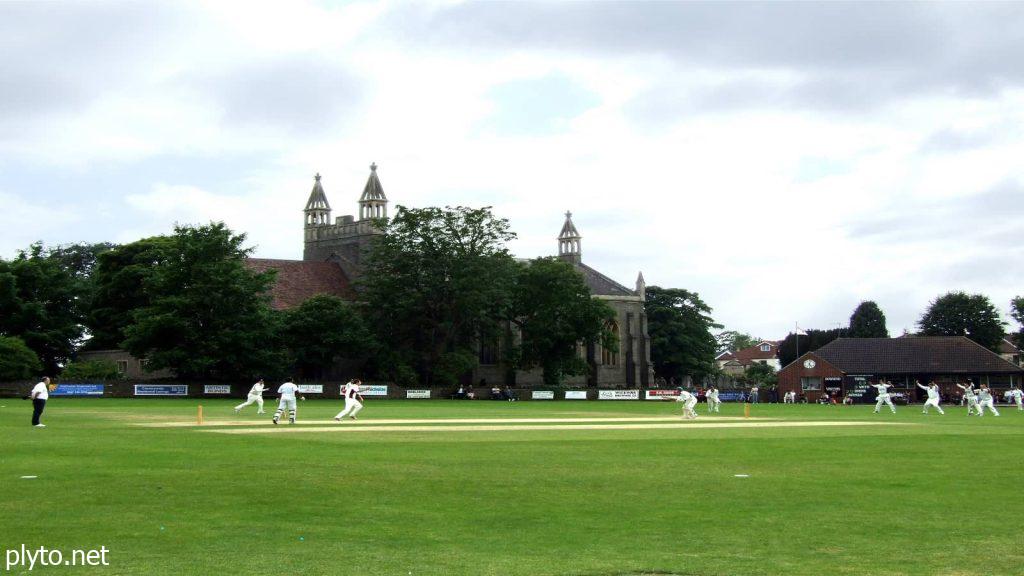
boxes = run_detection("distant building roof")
[718,341,781,363]
[246,259,355,310]
[574,262,636,297]
[999,337,1020,355]
[811,336,1022,375]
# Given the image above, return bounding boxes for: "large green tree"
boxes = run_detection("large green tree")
[646,286,721,383]
[0,244,88,373]
[87,236,174,349]
[0,335,42,381]
[279,295,375,379]
[715,330,758,355]
[511,257,617,387]
[122,223,283,380]
[778,327,849,367]
[848,301,889,338]
[361,206,518,386]
[918,291,1005,352]
[1009,296,1024,348]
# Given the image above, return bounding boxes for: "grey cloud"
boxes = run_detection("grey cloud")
[919,128,1007,154]
[845,180,1024,244]
[193,58,363,135]
[0,2,187,121]
[392,2,1024,117]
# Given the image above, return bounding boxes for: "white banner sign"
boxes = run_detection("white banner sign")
[598,389,640,400]
[204,385,231,395]
[645,389,680,400]
[297,384,323,394]
[564,390,588,400]
[406,389,431,399]
[361,385,388,396]
[531,390,555,400]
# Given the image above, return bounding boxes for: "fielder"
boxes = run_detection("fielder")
[334,379,365,421]
[234,379,266,414]
[1011,385,1023,411]
[871,380,896,414]
[668,388,698,419]
[272,380,300,425]
[977,384,1000,417]
[955,382,979,415]
[783,391,796,404]
[707,387,721,413]
[916,380,944,415]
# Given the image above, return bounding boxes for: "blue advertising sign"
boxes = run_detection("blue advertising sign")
[718,391,745,402]
[134,384,188,396]
[51,384,105,396]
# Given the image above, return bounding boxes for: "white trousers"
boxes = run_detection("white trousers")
[235,394,264,412]
[1015,397,1023,410]
[978,399,999,416]
[874,395,895,413]
[278,398,297,411]
[335,398,363,419]
[922,397,944,414]
[708,399,720,413]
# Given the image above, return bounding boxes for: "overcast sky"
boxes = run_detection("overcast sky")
[3,1,1023,339]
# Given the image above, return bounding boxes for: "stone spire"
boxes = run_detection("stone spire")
[636,271,646,300]
[304,172,331,227]
[558,210,582,264]
[359,162,389,220]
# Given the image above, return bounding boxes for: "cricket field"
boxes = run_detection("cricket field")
[2,399,1023,575]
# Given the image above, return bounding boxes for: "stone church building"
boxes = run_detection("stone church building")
[250,164,653,388]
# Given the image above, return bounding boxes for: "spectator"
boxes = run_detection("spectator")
[502,385,517,401]
[491,385,502,400]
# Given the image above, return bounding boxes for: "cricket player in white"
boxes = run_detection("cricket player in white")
[956,382,979,415]
[334,379,365,421]
[872,381,896,414]
[707,387,721,413]
[234,379,266,414]
[273,380,299,424]
[783,391,795,404]
[1011,385,1023,411]
[916,380,944,415]
[668,389,698,419]
[977,384,1000,417]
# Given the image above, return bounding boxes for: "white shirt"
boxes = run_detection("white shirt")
[917,384,939,400]
[344,382,361,400]
[278,382,298,400]
[709,389,719,400]
[249,382,265,397]
[676,391,694,402]
[978,388,992,401]
[31,382,49,400]
[1012,389,1023,400]
[871,383,891,397]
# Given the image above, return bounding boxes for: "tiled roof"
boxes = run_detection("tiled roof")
[999,337,1020,355]
[246,259,355,310]
[574,262,636,297]
[718,341,780,363]
[813,336,1023,375]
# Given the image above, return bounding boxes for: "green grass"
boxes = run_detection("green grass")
[2,398,1023,575]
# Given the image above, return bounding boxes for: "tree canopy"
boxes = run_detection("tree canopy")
[511,257,617,386]
[0,335,42,381]
[715,330,758,355]
[279,295,375,380]
[778,327,848,367]
[0,243,90,373]
[918,291,1005,352]
[646,286,721,384]
[122,223,282,380]
[361,206,518,386]
[848,301,889,338]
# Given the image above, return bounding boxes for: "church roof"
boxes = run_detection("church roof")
[245,259,355,309]
[574,262,636,297]
[359,163,387,202]
[305,173,331,211]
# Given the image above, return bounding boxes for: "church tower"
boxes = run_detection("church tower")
[304,173,331,227]
[359,163,388,220]
[558,211,582,265]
